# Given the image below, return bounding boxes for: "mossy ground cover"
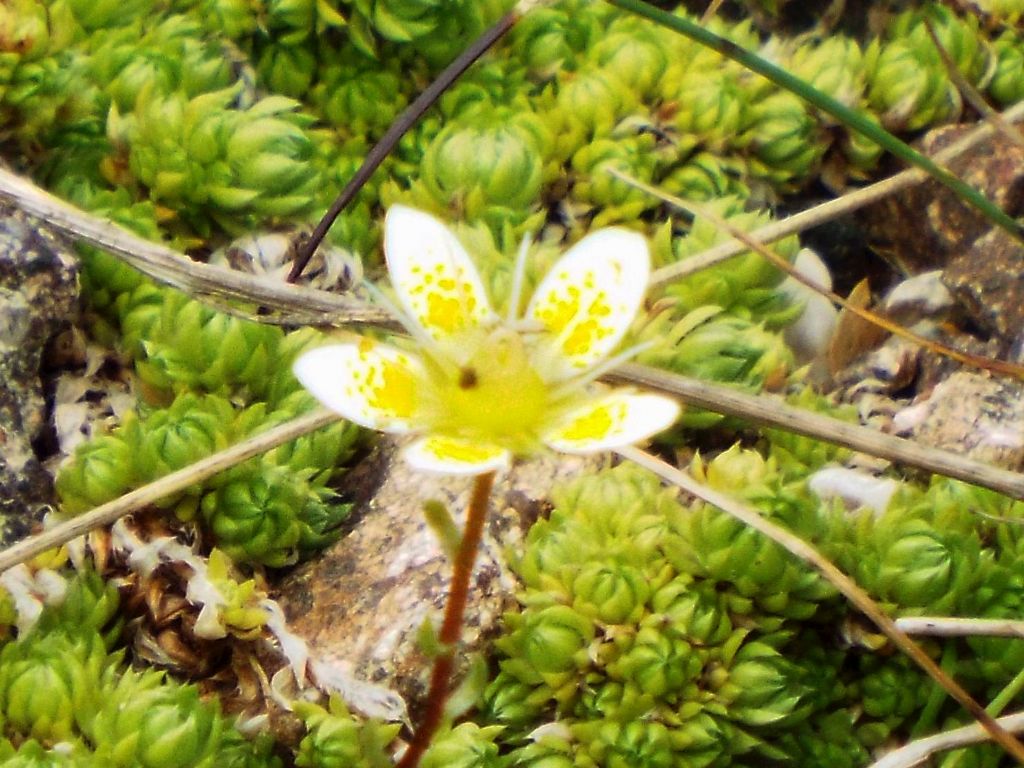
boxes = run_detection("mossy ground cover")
[3,0,1024,765]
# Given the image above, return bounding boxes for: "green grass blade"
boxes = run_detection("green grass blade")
[608,0,1024,242]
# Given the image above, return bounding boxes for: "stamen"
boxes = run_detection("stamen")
[363,279,447,365]
[548,341,655,399]
[506,233,533,324]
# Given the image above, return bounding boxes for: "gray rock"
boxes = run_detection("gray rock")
[0,208,79,546]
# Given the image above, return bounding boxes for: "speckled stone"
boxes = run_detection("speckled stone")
[863,126,1024,275]
[277,437,605,718]
[861,126,1024,344]
[892,372,1024,471]
[0,207,79,546]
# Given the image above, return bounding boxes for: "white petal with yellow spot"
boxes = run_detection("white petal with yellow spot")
[525,228,650,382]
[384,205,498,348]
[292,341,425,433]
[403,435,512,475]
[543,391,681,454]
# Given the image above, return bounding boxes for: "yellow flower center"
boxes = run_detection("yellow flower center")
[425,328,551,454]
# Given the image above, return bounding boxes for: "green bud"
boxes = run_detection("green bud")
[313,63,406,135]
[671,71,746,151]
[0,630,109,742]
[570,134,659,226]
[575,680,656,722]
[710,640,802,726]
[420,111,546,220]
[421,723,503,768]
[785,36,865,116]
[740,90,826,187]
[552,69,638,154]
[588,28,667,97]
[989,30,1024,105]
[607,626,702,697]
[258,44,316,99]
[858,657,929,722]
[865,38,958,131]
[482,671,550,728]
[56,432,137,515]
[135,394,233,480]
[649,578,732,646]
[872,520,955,609]
[509,7,574,77]
[497,605,595,685]
[200,468,305,566]
[36,571,122,648]
[579,720,674,768]
[572,561,651,625]
[88,669,221,768]
[294,696,399,768]
[890,3,993,86]
[658,152,748,203]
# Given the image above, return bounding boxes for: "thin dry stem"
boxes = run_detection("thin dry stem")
[4,358,1024,577]
[6,104,1024,325]
[924,20,1024,151]
[0,167,394,329]
[616,168,1024,380]
[896,617,1024,639]
[617,445,1024,765]
[869,711,1024,768]
[608,362,1024,500]
[0,409,338,574]
[648,99,1024,288]
[396,470,496,768]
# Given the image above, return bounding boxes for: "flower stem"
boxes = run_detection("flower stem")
[397,470,496,768]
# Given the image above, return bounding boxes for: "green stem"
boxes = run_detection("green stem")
[607,0,1024,244]
[941,663,1024,768]
[396,470,496,768]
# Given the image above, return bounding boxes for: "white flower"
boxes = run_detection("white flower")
[294,205,679,475]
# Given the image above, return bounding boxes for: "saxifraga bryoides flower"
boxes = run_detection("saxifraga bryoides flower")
[294,205,679,475]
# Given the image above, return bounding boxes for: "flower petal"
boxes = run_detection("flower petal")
[384,205,498,348]
[293,341,425,433]
[525,228,650,381]
[543,390,680,453]
[402,435,511,475]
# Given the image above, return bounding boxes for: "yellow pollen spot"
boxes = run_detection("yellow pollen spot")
[425,291,463,333]
[428,438,503,464]
[365,359,417,418]
[559,402,621,442]
[562,318,600,356]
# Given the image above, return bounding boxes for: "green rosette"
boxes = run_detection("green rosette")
[414,109,549,230]
[293,696,398,768]
[0,631,110,743]
[739,90,826,188]
[570,133,660,227]
[586,22,668,99]
[670,70,747,154]
[86,669,222,768]
[115,86,320,228]
[420,723,504,768]
[88,16,233,114]
[55,432,138,516]
[988,30,1024,106]
[118,285,283,399]
[656,198,799,321]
